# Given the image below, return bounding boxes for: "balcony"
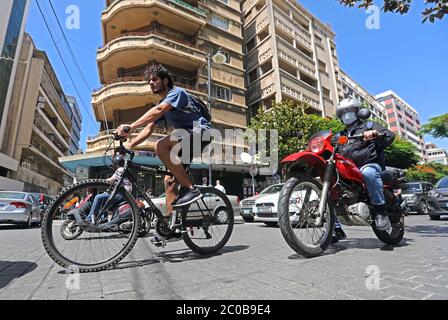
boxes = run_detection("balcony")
[86,127,167,153]
[103,0,206,42]
[92,76,205,122]
[97,31,207,83]
[279,70,320,111]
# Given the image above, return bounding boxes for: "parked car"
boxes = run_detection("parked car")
[254,184,306,227]
[427,176,448,220]
[0,191,42,227]
[30,193,53,222]
[150,187,241,219]
[239,184,284,222]
[401,181,433,214]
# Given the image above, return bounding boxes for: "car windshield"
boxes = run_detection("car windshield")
[0,192,27,200]
[261,185,283,194]
[404,183,422,193]
[436,177,448,189]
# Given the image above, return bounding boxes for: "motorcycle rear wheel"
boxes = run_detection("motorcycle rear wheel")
[372,214,404,245]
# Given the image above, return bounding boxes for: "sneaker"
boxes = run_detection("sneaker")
[171,187,189,207]
[332,227,347,244]
[172,187,203,208]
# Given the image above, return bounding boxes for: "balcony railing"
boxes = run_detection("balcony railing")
[119,30,198,49]
[106,0,206,18]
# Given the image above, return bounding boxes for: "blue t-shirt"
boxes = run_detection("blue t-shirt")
[158,86,211,131]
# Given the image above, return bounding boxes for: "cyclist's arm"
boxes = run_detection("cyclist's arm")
[127,122,156,149]
[130,102,172,131]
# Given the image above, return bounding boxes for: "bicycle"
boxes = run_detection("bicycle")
[41,134,234,272]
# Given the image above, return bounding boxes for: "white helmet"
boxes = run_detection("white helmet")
[336,98,362,125]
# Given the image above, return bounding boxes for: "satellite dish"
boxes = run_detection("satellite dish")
[212,51,227,65]
[240,152,253,164]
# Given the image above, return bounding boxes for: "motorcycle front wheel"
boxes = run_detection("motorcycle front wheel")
[278,175,335,258]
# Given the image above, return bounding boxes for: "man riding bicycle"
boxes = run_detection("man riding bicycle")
[115,64,211,218]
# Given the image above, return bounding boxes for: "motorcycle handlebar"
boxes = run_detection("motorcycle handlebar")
[348,132,386,140]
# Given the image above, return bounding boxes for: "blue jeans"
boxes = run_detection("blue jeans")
[360,163,385,206]
[86,193,124,222]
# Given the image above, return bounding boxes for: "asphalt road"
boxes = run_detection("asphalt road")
[0,214,448,300]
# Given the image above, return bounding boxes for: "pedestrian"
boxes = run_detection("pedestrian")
[215,180,226,194]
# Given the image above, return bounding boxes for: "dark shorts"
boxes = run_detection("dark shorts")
[174,128,211,171]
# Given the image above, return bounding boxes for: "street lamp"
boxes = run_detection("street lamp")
[207,48,227,186]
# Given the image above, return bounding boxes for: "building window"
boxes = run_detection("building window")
[211,14,229,30]
[212,84,232,101]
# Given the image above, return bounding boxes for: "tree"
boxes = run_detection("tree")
[405,163,448,184]
[419,113,448,139]
[385,137,420,169]
[338,0,448,23]
[249,101,344,162]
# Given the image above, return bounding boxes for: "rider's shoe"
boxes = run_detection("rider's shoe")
[375,214,391,231]
[373,205,391,231]
[171,187,189,207]
[172,187,203,208]
[332,227,347,244]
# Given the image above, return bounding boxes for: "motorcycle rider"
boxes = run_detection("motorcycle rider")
[335,98,395,231]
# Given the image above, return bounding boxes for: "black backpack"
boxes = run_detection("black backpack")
[188,93,211,122]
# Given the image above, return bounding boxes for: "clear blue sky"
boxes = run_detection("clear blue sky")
[25,0,448,151]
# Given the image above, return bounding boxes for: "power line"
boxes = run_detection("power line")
[48,0,92,93]
[35,0,98,129]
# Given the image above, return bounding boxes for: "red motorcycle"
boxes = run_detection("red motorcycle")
[278,115,406,257]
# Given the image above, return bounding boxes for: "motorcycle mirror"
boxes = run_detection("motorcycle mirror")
[338,136,349,145]
[357,109,371,120]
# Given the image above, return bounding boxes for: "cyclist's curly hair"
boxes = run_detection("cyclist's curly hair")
[144,64,174,89]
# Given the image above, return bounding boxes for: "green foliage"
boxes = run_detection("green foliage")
[405,163,448,184]
[419,113,448,139]
[385,137,420,169]
[338,0,448,23]
[249,101,344,161]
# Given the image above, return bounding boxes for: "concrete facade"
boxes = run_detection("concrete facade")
[426,143,448,165]
[242,0,342,120]
[376,90,426,161]
[0,33,74,194]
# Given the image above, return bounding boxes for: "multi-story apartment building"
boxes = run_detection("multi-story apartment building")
[0,33,74,194]
[0,0,30,190]
[242,0,343,121]
[60,0,248,196]
[376,90,426,160]
[67,95,82,155]
[339,70,388,125]
[426,143,448,165]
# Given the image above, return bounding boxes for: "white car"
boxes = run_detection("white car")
[149,187,241,219]
[254,186,313,227]
[240,184,284,222]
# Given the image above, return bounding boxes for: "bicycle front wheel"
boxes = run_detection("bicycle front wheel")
[181,187,234,255]
[41,179,140,272]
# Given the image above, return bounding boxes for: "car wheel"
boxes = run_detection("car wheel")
[264,222,278,227]
[417,201,428,215]
[429,215,441,221]
[242,216,254,223]
[21,214,32,229]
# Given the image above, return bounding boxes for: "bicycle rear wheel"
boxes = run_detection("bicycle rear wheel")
[181,187,234,255]
[41,179,140,272]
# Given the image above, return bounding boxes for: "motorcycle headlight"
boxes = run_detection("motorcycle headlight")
[309,138,325,154]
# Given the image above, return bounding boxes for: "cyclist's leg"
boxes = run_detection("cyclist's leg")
[86,192,109,222]
[164,174,179,216]
[155,135,193,190]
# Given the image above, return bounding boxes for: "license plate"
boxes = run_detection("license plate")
[243,209,252,214]
[258,207,272,214]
